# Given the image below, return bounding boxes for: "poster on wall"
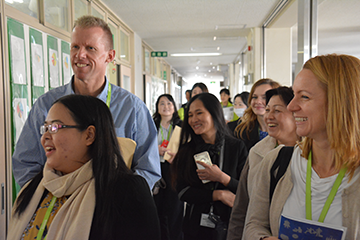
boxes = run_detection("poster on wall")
[13,98,28,142]
[62,53,71,84]
[10,35,26,85]
[49,48,59,88]
[31,43,44,87]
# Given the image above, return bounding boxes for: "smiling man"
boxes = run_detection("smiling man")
[12,16,161,189]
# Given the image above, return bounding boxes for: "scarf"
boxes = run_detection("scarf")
[8,160,95,240]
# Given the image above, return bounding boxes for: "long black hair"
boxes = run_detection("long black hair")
[152,94,181,129]
[172,93,233,186]
[14,95,132,238]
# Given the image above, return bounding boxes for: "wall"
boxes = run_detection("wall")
[265,28,292,86]
[133,33,144,101]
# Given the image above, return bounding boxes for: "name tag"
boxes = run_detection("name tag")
[200,214,215,228]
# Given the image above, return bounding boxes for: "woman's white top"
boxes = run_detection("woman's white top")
[157,124,173,163]
[282,146,360,226]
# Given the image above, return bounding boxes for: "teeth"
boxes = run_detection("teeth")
[295,117,307,122]
[45,147,54,151]
[77,63,87,67]
[268,124,276,127]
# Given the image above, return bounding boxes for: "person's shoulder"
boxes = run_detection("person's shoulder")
[224,135,246,149]
[32,85,69,110]
[111,85,147,108]
[114,174,150,194]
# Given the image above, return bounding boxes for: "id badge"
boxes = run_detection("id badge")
[160,140,169,148]
[200,213,216,228]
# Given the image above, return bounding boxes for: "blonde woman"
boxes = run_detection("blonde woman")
[244,54,360,240]
[231,79,280,151]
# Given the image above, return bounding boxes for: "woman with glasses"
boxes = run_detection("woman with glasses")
[8,95,160,240]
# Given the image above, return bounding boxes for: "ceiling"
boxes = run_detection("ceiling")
[101,0,360,82]
[102,0,280,81]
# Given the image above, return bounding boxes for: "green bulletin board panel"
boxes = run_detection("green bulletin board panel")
[47,35,60,90]
[7,18,28,199]
[29,28,45,105]
[61,40,72,85]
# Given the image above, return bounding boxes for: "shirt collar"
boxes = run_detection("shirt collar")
[67,75,110,103]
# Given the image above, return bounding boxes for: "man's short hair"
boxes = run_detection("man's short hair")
[73,15,113,50]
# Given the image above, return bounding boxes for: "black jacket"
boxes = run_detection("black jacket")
[228,119,260,152]
[176,135,248,237]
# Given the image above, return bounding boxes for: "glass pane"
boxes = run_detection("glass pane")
[74,0,88,21]
[123,75,131,91]
[120,30,129,61]
[144,49,150,72]
[5,0,38,19]
[44,0,69,31]
[108,22,118,52]
[91,6,104,20]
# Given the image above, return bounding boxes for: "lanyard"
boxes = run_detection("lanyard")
[305,151,347,222]
[36,195,57,240]
[160,124,173,142]
[106,82,112,108]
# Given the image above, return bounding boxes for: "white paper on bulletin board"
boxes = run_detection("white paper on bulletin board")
[10,35,27,85]
[49,48,59,88]
[62,52,71,84]
[13,98,28,142]
[31,43,44,87]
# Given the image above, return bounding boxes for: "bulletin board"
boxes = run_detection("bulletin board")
[61,40,72,85]
[47,35,60,89]
[7,18,29,199]
[29,28,45,105]
[7,18,29,148]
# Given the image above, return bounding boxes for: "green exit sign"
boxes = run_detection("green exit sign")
[151,51,168,57]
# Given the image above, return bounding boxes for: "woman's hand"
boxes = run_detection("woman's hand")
[213,190,235,207]
[158,145,167,156]
[196,161,231,186]
[165,150,176,164]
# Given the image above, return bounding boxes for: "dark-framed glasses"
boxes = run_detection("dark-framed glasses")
[40,123,81,135]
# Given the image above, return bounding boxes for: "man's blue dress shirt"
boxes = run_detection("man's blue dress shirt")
[12,76,161,189]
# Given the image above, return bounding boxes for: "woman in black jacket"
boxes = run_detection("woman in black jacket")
[152,94,184,240]
[172,93,248,240]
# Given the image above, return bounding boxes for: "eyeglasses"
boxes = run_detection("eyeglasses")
[40,123,81,135]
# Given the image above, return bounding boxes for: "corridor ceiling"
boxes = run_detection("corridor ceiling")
[102,0,280,81]
[102,0,360,82]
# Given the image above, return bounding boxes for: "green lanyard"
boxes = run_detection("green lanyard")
[106,82,112,108]
[160,124,173,142]
[306,151,347,222]
[36,195,57,240]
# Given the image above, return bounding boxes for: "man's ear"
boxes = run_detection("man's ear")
[106,49,116,63]
[85,125,96,146]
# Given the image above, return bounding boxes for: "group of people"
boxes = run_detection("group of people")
[7,14,360,240]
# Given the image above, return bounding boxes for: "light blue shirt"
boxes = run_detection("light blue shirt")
[12,76,161,189]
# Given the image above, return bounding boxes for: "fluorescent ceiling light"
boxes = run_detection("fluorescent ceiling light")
[171,53,222,57]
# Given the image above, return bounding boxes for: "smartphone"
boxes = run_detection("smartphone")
[194,151,212,184]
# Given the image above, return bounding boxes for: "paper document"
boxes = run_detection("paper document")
[164,126,182,161]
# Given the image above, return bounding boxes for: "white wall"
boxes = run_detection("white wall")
[265,28,292,86]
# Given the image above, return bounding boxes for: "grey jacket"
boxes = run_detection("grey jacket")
[244,146,360,240]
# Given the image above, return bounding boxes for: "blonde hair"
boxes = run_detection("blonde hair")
[235,78,280,138]
[299,54,360,177]
[73,15,113,49]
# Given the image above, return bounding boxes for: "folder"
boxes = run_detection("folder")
[164,126,182,161]
[117,137,137,168]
